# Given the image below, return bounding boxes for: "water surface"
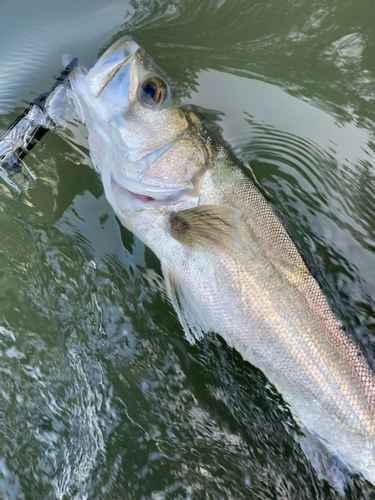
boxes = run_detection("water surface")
[1,0,375,498]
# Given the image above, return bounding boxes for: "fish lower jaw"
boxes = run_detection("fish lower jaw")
[110,176,158,210]
[109,175,196,212]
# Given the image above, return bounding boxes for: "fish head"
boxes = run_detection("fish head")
[70,36,206,231]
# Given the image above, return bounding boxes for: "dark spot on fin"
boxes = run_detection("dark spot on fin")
[169,204,242,249]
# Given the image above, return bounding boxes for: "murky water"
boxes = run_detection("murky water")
[1,0,375,498]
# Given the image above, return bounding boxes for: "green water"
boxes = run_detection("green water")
[1,0,375,498]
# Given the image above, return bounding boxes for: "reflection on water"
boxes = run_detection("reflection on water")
[1,0,375,498]
[0,2,132,114]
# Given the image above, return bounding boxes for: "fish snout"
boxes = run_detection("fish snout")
[84,36,139,98]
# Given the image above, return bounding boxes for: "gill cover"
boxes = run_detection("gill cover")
[69,36,200,212]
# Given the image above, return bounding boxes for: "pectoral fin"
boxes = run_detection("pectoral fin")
[169,204,243,250]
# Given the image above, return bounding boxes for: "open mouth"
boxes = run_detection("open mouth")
[121,187,155,203]
[110,175,196,211]
[110,176,156,208]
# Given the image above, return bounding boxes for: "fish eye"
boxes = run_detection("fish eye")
[140,77,168,106]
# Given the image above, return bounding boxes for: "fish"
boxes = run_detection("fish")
[68,35,375,487]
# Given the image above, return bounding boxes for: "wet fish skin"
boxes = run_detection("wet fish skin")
[69,36,375,485]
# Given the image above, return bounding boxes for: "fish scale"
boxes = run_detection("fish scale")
[207,161,375,433]
[68,35,375,486]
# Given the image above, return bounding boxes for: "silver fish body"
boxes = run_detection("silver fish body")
[69,36,375,485]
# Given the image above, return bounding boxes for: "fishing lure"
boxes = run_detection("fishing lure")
[0,57,79,191]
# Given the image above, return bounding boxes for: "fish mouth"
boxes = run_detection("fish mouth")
[110,175,196,211]
[85,36,139,98]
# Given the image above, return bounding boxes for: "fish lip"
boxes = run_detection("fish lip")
[110,175,197,210]
[84,36,140,98]
[86,53,134,98]
[111,174,175,201]
[93,54,133,98]
[111,175,157,204]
